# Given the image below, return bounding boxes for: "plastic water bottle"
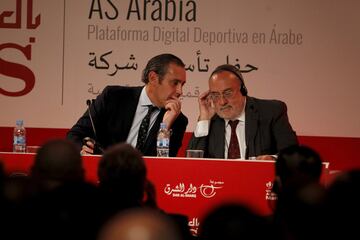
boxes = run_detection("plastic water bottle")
[13,120,26,153]
[157,122,170,157]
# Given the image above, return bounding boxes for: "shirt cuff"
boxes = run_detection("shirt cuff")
[194,120,210,137]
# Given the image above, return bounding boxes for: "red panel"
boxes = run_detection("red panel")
[1,127,359,171]
[180,133,360,171]
[298,136,360,171]
[0,127,68,152]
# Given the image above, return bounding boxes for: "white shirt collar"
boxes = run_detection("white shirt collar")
[139,86,153,107]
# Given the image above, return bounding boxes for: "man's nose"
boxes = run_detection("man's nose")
[218,95,228,105]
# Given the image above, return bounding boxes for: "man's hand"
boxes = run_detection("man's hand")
[256,155,277,160]
[81,137,95,155]
[162,96,181,129]
[198,90,215,121]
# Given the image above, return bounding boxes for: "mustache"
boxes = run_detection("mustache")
[220,105,232,111]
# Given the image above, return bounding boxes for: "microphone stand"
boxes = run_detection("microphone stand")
[84,99,104,154]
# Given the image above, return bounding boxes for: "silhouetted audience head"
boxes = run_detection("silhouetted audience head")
[274,182,326,240]
[3,172,29,204]
[99,144,192,240]
[98,208,182,240]
[98,143,147,204]
[324,169,360,239]
[273,145,323,194]
[0,161,4,196]
[199,203,274,240]
[272,146,327,240]
[143,179,158,209]
[31,139,84,191]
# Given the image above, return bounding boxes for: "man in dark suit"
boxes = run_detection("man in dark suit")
[67,54,188,157]
[188,64,298,160]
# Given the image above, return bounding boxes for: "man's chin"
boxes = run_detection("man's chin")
[218,113,233,120]
[218,109,233,119]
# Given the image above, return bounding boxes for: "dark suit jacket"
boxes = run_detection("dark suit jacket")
[188,96,298,158]
[67,86,188,157]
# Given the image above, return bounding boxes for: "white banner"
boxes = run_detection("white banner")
[1,0,360,137]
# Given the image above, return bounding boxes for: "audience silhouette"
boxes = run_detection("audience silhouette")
[98,208,182,240]
[273,145,323,194]
[30,139,85,192]
[25,139,100,240]
[97,143,148,222]
[324,169,360,239]
[199,203,275,240]
[273,145,326,240]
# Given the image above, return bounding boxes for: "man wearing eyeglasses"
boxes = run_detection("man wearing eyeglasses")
[188,64,298,160]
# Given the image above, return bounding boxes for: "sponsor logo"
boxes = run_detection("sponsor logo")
[164,180,224,199]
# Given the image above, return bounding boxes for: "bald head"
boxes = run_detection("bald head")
[98,208,181,240]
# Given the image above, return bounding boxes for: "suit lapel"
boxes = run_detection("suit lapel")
[209,116,226,158]
[119,87,142,141]
[245,97,259,158]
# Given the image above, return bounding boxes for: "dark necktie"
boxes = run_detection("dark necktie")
[136,105,156,151]
[228,120,240,159]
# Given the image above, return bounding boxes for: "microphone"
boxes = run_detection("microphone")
[84,99,104,154]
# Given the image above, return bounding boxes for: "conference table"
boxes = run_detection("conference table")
[0,152,330,235]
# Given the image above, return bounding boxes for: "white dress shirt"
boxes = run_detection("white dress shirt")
[194,103,246,159]
[126,86,160,147]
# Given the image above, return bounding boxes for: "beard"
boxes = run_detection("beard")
[217,105,234,119]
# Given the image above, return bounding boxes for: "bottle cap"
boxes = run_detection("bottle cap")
[16,120,23,126]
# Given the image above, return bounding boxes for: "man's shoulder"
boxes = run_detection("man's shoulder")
[247,96,286,109]
[246,96,288,120]
[101,85,143,101]
[103,85,143,94]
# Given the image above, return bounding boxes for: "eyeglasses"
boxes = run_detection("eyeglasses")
[208,89,237,102]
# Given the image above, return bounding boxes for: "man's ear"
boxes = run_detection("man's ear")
[148,71,159,84]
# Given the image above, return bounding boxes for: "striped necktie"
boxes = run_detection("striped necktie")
[136,105,156,151]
